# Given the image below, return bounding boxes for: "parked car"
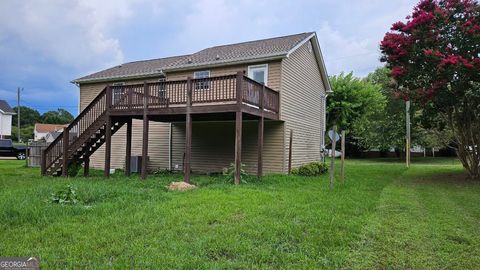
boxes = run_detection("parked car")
[0,139,27,160]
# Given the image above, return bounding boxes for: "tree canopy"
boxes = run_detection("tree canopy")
[380,0,480,179]
[327,72,386,153]
[11,106,74,142]
[40,109,74,125]
[12,106,41,127]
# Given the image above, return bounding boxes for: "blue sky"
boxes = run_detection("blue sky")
[0,0,418,116]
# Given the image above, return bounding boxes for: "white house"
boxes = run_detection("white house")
[0,100,15,139]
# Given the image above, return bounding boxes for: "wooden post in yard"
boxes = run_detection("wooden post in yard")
[141,82,149,179]
[184,77,193,183]
[406,100,411,168]
[288,130,293,175]
[125,118,132,176]
[341,130,345,182]
[329,125,337,191]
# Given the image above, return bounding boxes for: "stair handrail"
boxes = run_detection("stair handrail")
[43,86,109,172]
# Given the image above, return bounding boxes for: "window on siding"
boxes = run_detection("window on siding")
[248,64,268,85]
[158,77,166,98]
[194,70,210,90]
[112,82,125,105]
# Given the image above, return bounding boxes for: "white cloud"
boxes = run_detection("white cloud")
[0,0,135,72]
[316,22,380,77]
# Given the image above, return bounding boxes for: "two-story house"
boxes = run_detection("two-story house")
[42,32,331,184]
[0,100,15,139]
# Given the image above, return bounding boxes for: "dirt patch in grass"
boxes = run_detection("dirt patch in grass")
[167,181,197,191]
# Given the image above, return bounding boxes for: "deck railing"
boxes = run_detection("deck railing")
[108,73,279,113]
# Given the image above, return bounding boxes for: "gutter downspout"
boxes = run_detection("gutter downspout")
[321,93,330,162]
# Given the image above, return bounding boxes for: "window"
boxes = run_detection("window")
[248,64,268,85]
[194,70,210,90]
[158,77,166,98]
[112,82,125,105]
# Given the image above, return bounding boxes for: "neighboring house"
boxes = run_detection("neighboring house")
[34,123,68,141]
[44,131,62,143]
[0,100,16,139]
[43,32,332,181]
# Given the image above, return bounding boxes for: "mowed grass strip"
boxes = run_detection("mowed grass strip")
[0,158,478,269]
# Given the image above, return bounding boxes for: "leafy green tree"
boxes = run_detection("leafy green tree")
[327,73,386,153]
[12,106,41,127]
[41,109,74,124]
[381,0,480,179]
[11,126,34,142]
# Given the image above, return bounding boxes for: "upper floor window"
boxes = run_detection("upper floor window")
[158,76,166,98]
[194,70,210,90]
[248,64,268,85]
[112,82,125,104]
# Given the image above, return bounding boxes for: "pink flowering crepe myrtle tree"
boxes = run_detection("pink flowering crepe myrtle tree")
[381,0,480,179]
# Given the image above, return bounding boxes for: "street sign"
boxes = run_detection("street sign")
[328,130,341,142]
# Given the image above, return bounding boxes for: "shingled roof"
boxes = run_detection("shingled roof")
[0,100,15,114]
[73,32,315,84]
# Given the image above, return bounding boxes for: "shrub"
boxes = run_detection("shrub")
[67,161,82,177]
[292,161,328,177]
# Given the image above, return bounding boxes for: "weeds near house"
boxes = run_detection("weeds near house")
[49,185,79,205]
[225,162,248,183]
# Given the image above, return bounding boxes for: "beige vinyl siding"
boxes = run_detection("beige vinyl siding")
[280,39,327,170]
[170,121,283,174]
[78,61,284,173]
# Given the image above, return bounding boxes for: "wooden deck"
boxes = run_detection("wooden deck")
[42,72,279,184]
[109,73,279,120]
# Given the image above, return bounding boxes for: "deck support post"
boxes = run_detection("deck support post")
[257,83,265,177]
[104,116,112,177]
[184,77,193,183]
[125,118,132,176]
[257,117,264,177]
[84,155,90,177]
[41,149,46,176]
[62,129,69,177]
[104,86,112,178]
[288,130,293,175]
[141,82,149,179]
[235,111,243,185]
[234,72,244,185]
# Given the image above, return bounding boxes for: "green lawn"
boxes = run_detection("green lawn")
[0,158,478,269]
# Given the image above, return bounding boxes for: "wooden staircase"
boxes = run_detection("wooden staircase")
[42,86,125,176]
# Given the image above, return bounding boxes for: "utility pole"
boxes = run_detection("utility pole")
[406,100,411,167]
[17,87,22,143]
